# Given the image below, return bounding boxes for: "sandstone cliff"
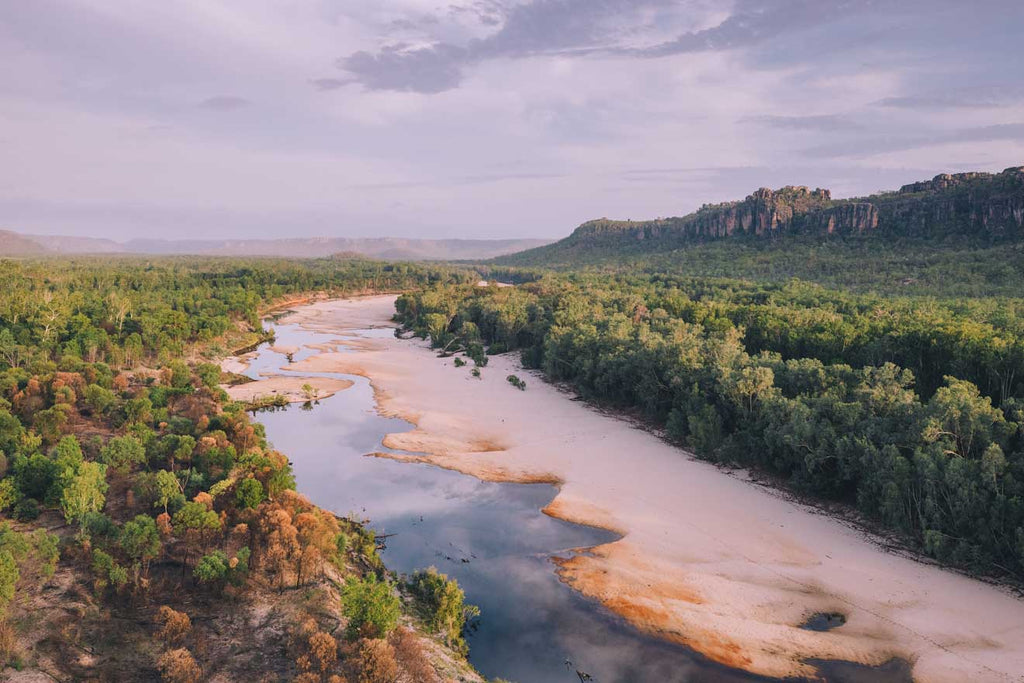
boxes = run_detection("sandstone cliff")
[504,166,1024,264]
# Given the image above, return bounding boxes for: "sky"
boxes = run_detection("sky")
[1,0,1023,241]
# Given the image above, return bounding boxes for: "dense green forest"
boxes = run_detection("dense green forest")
[397,271,1024,578]
[4,247,1024,677]
[0,257,472,366]
[491,237,1024,298]
[0,256,477,681]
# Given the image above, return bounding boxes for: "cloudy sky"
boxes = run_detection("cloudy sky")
[1,0,1023,241]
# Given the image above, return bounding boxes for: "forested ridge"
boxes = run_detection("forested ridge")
[0,257,479,681]
[500,166,1024,274]
[398,273,1024,578]
[488,236,1024,298]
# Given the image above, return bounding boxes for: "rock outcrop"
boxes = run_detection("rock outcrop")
[688,186,833,238]
[508,166,1024,263]
[881,167,1024,239]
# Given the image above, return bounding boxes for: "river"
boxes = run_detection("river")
[238,312,917,683]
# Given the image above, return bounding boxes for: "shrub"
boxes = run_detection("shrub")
[0,618,19,669]
[506,375,526,390]
[99,436,146,472]
[13,498,39,522]
[356,638,398,683]
[390,628,437,683]
[156,606,192,645]
[157,648,202,683]
[0,551,17,615]
[91,548,127,590]
[120,514,161,565]
[83,384,117,415]
[81,511,118,540]
[193,551,229,583]
[408,568,478,653]
[13,453,58,502]
[297,629,338,677]
[195,363,221,390]
[235,478,265,510]
[172,501,221,536]
[466,342,488,367]
[0,480,20,513]
[341,575,400,640]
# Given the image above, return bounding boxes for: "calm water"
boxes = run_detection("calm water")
[247,321,909,683]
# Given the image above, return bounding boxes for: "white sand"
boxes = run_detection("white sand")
[220,352,255,375]
[268,344,300,356]
[283,295,1024,682]
[222,375,352,404]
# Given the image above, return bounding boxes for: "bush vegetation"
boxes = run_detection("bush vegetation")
[0,255,476,681]
[399,270,1024,578]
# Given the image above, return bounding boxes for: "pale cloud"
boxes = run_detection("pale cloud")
[199,95,250,110]
[0,1,1022,241]
[878,85,1024,110]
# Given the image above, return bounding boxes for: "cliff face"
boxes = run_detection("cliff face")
[688,186,833,238]
[530,166,1024,261]
[571,186,836,250]
[806,202,880,235]
[878,167,1024,239]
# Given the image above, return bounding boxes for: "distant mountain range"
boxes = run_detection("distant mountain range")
[0,233,552,261]
[498,166,1024,265]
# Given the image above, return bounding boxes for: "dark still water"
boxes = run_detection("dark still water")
[248,322,906,683]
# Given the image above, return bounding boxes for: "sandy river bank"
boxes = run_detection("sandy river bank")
[279,295,1024,682]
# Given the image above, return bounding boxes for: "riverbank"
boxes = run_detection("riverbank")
[223,375,353,404]
[281,295,1024,683]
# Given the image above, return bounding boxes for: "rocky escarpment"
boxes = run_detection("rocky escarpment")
[572,186,835,248]
[502,166,1024,263]
[688,186,834,238]
[878,167,1024,239]
[804,202,880,235]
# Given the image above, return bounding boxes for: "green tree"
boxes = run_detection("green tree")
[52,435,84,494]
[0,327,24,369]
[60,461,108,524]
[13,453,59,502]
[0,410,24,456]
[235,478,265,510]
[0,480,20,513]
[172,501,221,537]
[91,548,128,590]
[120,514,162,570]
[33,405,70,445]
[196,363,221,390]
[154,469,182,513]
[123,396,153,425]
[165,360,191,389]
[83,384,117,415]
[923,378,1014,459]
[172,501,221,567]
[99,435,146,472]
[341,574,400,640]
[193,550,229,583]
[408,568,478,653]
